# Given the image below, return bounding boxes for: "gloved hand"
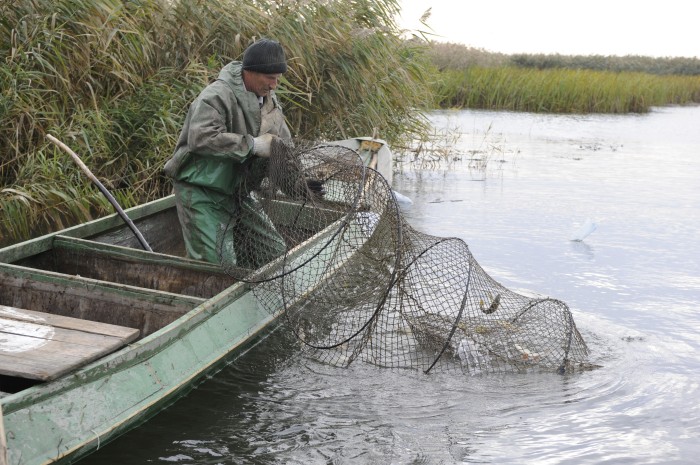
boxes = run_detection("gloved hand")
[252,133,279,158]
[306,179,326,198]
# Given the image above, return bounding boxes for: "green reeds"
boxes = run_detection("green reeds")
[0,0,433,245]
[435,67,700,113]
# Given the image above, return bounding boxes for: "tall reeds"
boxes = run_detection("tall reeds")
[435,67,700,113]
[0,0,433,245]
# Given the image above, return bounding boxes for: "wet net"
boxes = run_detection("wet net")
[218,139,591,374]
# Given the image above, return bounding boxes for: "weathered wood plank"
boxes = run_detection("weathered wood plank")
[0,349,76,379]
[0,263,202,337]
[0,344,118,381]
[0,336,117,365]
[44,236,236,298]
[54,236,222,272]
[0,196,177,264]
[0,331,127,364]
[0,306,139,339]
[264,199,344,231]
[0,306,139,381]
[87,205,184,253]
[0,311,139,348]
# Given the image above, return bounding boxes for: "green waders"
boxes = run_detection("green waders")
[173,181,286,269]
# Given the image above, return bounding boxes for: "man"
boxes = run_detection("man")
[163,38,291,267]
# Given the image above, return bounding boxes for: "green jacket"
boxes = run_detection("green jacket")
[163,61,292,196]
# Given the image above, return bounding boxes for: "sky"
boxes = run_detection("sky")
[397,0,699,58]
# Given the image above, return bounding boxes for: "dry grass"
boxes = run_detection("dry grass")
[434,67,700,113]
[0,0,434,245]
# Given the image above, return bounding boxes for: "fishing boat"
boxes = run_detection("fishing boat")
[0,135,396,465]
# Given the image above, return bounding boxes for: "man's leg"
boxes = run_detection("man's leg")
[173,181,236,265]
[234,196,287,269]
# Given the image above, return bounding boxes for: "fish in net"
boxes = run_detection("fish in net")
[217,139,593,374]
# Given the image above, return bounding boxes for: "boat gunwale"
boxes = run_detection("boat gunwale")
[0,274,253,412]
[0,196,177,264]
[50,235,227,274]
[0,261,206,310]
[0,197,349,413]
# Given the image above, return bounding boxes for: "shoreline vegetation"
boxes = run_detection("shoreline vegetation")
[429,42,700,113]
[2,0,700,245]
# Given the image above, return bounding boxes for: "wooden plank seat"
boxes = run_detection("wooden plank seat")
[15,235,239,299]
[0,305,139,381]
[0,262,203,339]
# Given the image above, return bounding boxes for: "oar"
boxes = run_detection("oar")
[46,134,153,252]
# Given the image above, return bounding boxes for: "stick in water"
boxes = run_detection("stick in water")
[46,134,153,252]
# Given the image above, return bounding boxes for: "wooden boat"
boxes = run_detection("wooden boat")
[330,137,394,185]
[0,135,396,464]
[0,192,351,465]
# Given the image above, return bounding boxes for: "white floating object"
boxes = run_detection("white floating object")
[456,338,487,374]
[570,218,597,242]
[514,343,541,362]
[392,190,413,205]
[356,211,380,236]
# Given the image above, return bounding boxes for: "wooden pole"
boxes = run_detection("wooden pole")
[46,134,153,252]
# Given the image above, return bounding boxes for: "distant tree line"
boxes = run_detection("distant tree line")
[510,53,700,76]
[428,42,700,76]
[427,41,700,114]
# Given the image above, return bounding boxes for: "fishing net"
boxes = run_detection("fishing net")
[218,139,591,374]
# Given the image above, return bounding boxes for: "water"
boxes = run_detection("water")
[84,106,700,464]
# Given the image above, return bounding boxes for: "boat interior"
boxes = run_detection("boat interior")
[0,190,348,396]
[0,202,288,393]
[0,207,213,392]
[0,199,341,395]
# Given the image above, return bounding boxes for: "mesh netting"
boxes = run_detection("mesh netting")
[218,139,591,374]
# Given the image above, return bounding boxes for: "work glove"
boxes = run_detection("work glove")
[252,133,279,158]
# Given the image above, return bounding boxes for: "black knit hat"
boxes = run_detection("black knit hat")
[242,39,287,74]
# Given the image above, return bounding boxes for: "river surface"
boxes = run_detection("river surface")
[84,106,700,464]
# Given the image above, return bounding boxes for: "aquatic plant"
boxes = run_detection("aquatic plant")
[0,0,433,245]
[434,66,700,113]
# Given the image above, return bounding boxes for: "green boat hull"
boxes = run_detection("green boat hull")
[0,195,345,464]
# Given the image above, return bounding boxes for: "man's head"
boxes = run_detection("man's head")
[242,39,287,74]
[242,39,287,97]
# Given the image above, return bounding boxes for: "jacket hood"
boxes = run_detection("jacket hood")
[217,61,246,97]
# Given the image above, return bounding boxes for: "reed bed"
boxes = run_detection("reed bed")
[0,0,433,245]
[4,0,697,245]
[435,67,700,113]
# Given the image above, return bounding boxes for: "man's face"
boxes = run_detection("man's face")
[243,71,282,97]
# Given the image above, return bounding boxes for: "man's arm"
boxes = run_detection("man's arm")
[186,98,253,162]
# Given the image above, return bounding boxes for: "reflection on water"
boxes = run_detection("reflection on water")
[84,107,700,464]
